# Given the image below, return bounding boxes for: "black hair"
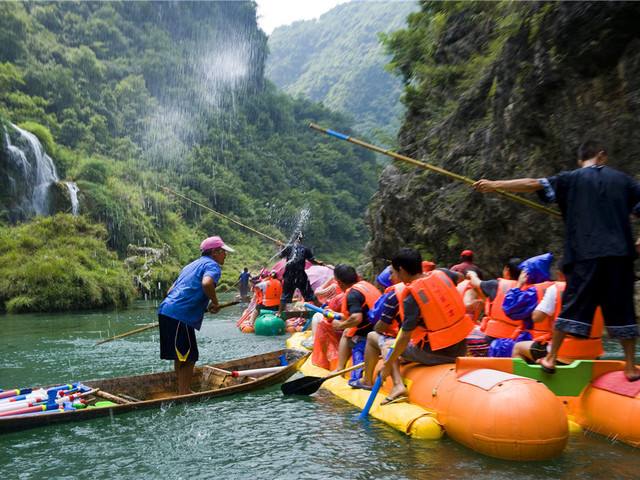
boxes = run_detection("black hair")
[201,250,212,257]
[243,267,248,272]
[577,140,606,161]
[391,248,423,276]
[461,254,473,262]
[334,264,358,284]
[505,257,522,279]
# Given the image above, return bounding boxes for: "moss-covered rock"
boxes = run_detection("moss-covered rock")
[0,214,135,313]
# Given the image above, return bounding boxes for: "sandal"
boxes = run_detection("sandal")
[380,395,408,406]
[348,379,372,390]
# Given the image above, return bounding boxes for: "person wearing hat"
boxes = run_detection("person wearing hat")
[450,249,482,277]
[157,235,234,394]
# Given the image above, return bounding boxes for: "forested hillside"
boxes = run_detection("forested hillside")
[0,1,378,312]
[368,1,640,272]
[266,0,418,144]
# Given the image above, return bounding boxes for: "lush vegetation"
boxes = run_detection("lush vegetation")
[266,1,417,146]
[0,1,379,312]
[0,214,134,313]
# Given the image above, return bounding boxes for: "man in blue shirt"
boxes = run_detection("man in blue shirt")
[158,235,234,394]
[474,140,640,381]
[238,267,251,301]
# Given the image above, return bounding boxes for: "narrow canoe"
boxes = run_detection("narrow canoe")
[0,348,309,434]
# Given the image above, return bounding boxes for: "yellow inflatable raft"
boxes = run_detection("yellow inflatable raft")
[287,332,568,461]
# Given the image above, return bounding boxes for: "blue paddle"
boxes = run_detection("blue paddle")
[358,331,401,420]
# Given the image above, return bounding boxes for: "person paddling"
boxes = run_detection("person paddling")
[474,140,640,381]
[157,236,234,394]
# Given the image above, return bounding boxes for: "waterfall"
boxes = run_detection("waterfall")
[64,181,80,215]
[1,123,79,219]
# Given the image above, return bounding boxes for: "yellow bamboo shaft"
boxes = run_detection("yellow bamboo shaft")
[308,123,561,218]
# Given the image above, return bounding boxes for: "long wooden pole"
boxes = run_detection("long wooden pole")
[159,185,286,245]
[309,123,561,218]
[95,301,240,346]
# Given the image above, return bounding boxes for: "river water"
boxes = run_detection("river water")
[1,300,639,479]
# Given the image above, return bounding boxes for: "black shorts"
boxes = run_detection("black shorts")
[527,341,568,365]
[158,314,199,362]
[556,257,638,339]
[281,272,316,304]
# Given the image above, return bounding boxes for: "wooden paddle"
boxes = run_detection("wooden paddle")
[281,362,364,396]
[95,300,240,346]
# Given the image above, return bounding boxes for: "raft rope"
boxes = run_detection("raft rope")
[159,185,286,245]
[308,123,561,218]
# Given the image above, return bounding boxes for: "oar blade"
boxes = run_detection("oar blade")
[281,376,324,396]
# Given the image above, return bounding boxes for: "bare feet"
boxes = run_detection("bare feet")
[381,386,409,405]
[624,365,640,382]
[536,355,556,374]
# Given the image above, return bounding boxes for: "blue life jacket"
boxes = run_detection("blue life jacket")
[367,291,393,325]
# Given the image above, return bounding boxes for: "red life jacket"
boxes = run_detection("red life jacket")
[262,278,282,307]
[340,281,381,337]
[529,281,603,360]
[480,278,519,338]
[401,270,475,351]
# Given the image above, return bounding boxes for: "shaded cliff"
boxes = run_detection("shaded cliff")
[368,1,640,272]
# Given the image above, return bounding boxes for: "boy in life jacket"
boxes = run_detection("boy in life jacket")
[328,264,381,381]
[381,249,474,381]
[509,255,604,364]
[466,257,523,342]
[357,266,408,404]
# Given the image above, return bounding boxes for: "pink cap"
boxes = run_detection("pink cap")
[200,236,235,253]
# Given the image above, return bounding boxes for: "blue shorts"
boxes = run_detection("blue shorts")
[158,314,199,362]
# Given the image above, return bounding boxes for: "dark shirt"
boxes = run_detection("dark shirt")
[538,165,640,266]
[479,279,499,301]
[346,289,372,334]
[280,243,314,275]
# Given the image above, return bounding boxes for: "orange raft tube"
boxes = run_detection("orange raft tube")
[457,357,640,449]
[287,332,568,461]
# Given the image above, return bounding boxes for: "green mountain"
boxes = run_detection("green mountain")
[266,0,418,144]
[0,1,378,313]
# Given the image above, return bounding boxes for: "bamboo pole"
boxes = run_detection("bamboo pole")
[159,185,286,245]
[95,301,240,346]
[309,123,561,218]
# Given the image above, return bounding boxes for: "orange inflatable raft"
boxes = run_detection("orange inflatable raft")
[287,332,568,461]
[457,357,640,449]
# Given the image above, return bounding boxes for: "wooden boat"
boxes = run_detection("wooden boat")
[0,348,309,434]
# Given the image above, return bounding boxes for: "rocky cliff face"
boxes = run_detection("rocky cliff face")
[368,2,640,273]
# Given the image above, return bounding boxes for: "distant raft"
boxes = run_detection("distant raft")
[287,332,568,461]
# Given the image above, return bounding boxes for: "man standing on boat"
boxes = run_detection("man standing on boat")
[277,232,325,316]
[158,236,234,394]
[474,140,640,381]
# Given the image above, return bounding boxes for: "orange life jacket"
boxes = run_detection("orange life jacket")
[528,281,603,359]
[380,282,406,338]
[481,278,519,338]
[254,286,263,305]
[402,270,475,351]
[340,280,381,337]
[262,278,282,307]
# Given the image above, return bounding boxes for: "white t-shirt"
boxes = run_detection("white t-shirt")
[534,284,557,316]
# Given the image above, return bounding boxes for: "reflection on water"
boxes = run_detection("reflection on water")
[1,301,639,479]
